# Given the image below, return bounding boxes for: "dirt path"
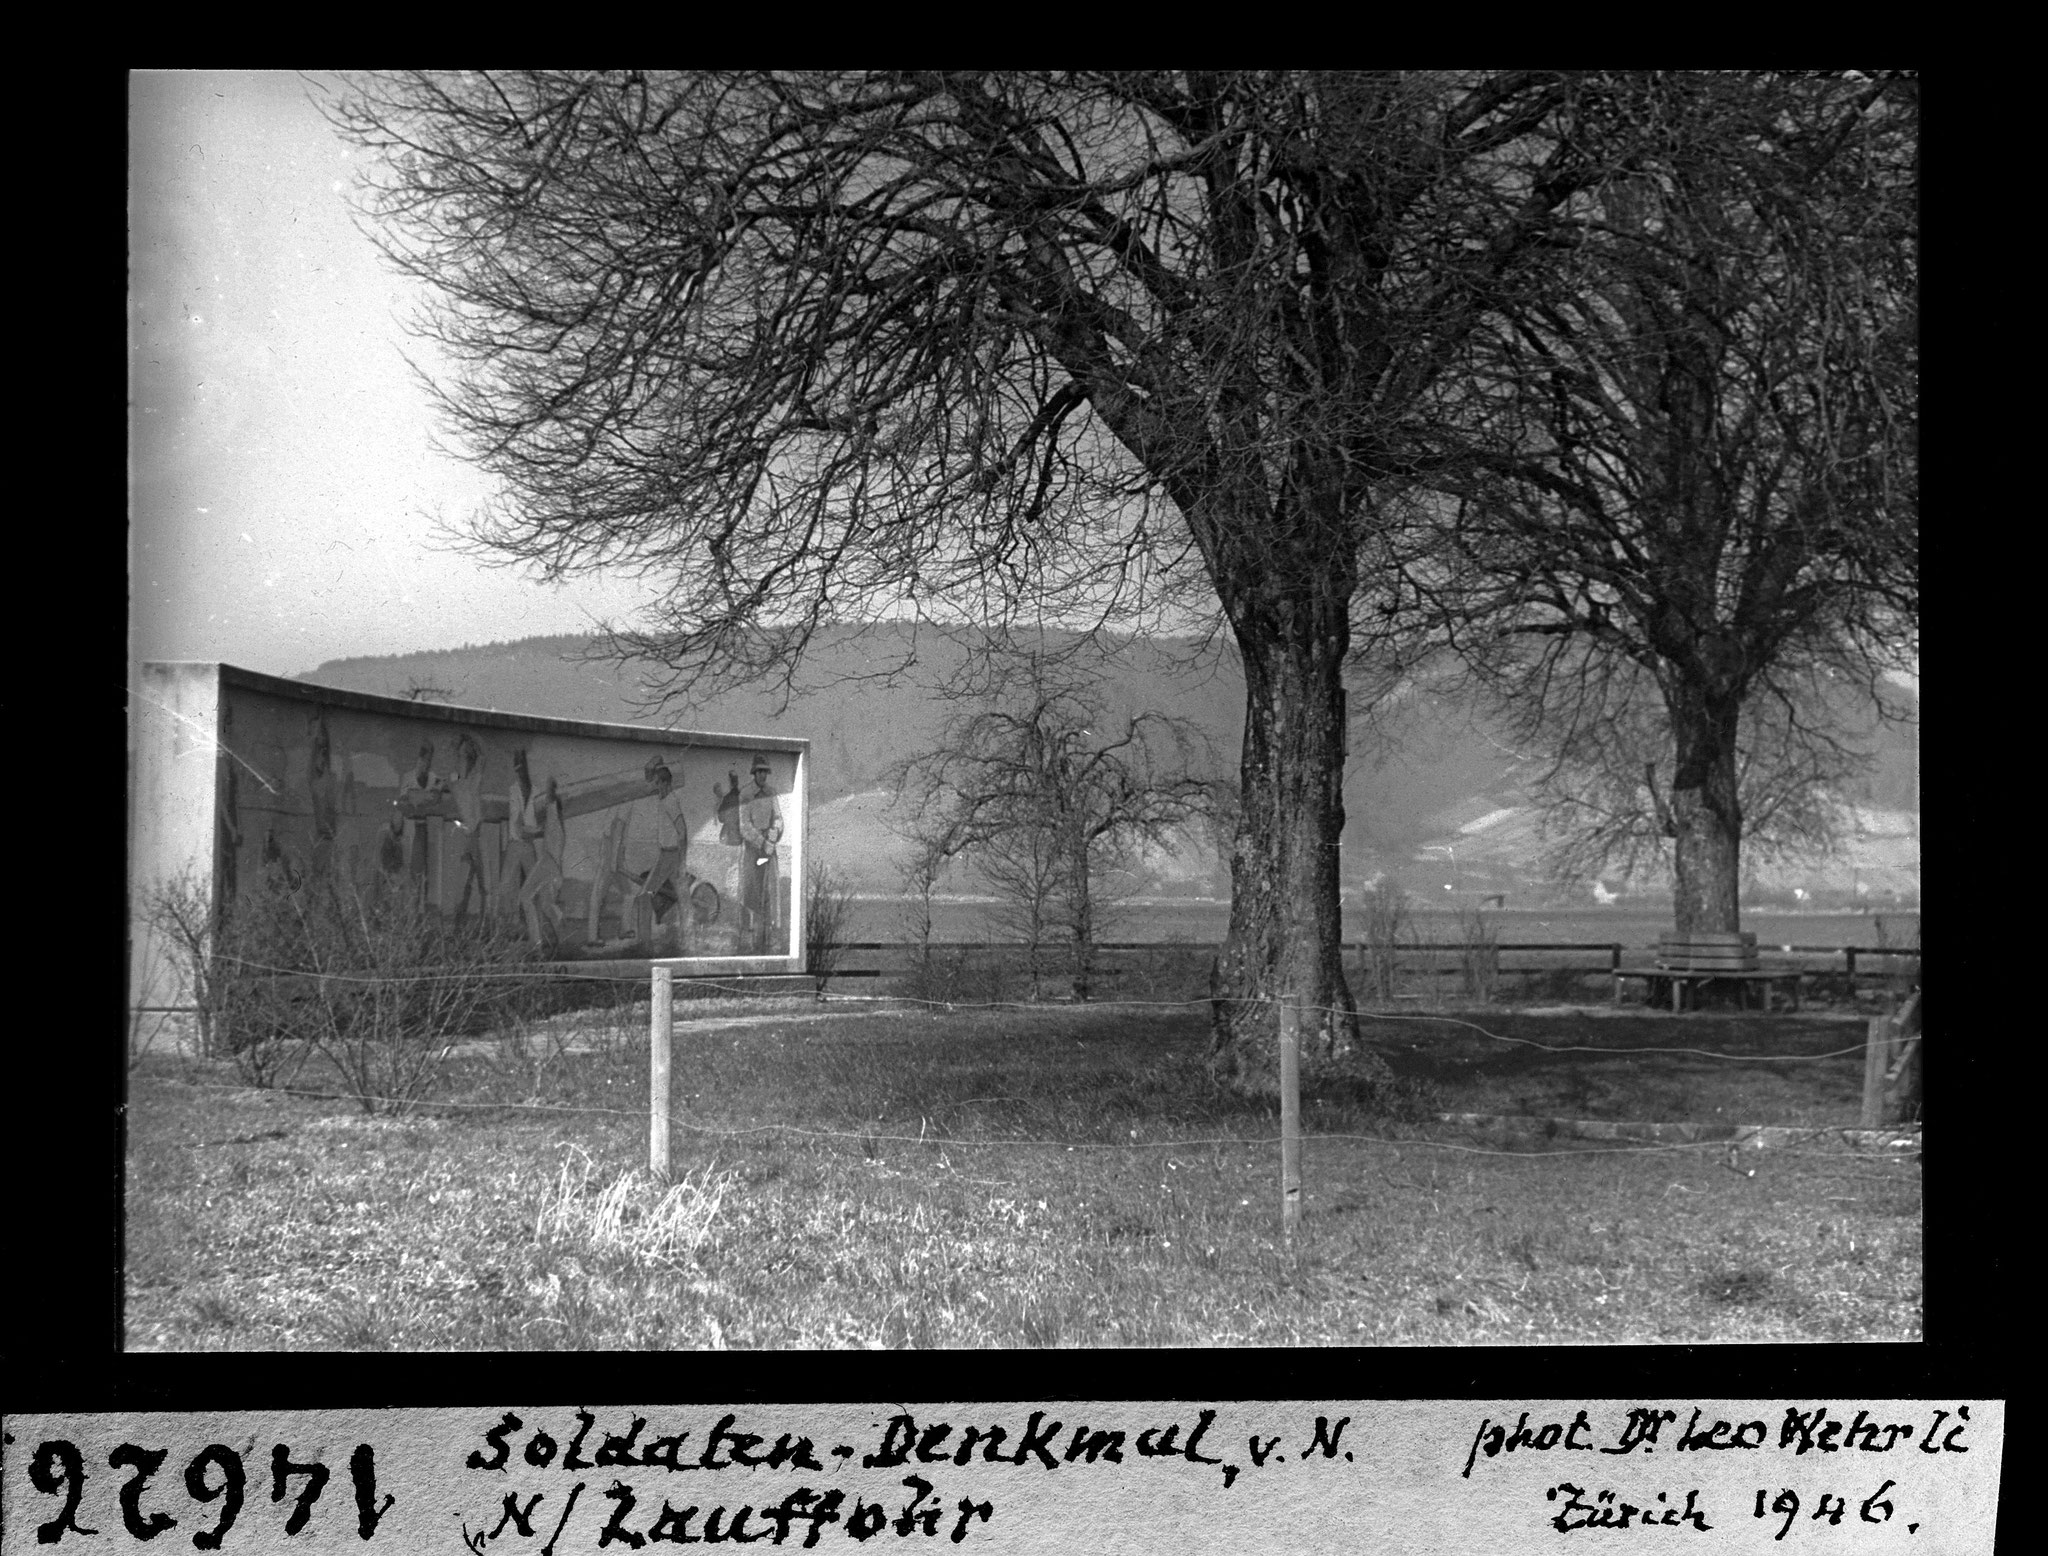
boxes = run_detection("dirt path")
[670,1007,905,1035]
[445,1004,910,1057]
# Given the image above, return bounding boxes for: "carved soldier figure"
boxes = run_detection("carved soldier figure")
[631,759,692,950]
[738,755,784,954]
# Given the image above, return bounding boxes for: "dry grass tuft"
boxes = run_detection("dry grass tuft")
[536,1147,734,1267]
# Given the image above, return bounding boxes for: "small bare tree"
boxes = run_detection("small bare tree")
[885,793,987,1003]
[1358,885,1410,1006]
[1453,904,1499,1003]
[977,815,1068,1002]
[895,659,1217,1000]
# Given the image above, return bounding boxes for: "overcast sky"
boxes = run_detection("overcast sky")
[129,70,659,680]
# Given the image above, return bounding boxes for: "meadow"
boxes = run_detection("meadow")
[126,985,1920,1351]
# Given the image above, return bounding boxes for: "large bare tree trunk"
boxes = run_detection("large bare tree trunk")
[1207,590,1389,1096]
[1667,685,1745,935]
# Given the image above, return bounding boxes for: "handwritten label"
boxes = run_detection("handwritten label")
[2,1401,2001,1553]
[1456,1403,1988,1547]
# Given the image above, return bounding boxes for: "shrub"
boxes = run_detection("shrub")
[1873,914,1922,1008]
[1524,965,1597,1004]
[1409,926,1445,1008]
[141,870,309,1090]
[186,865,533,1113]
[1455,907,1499,1003]
[894,945,1012,1007]
[1358,886,1409,1005]
[804,861,860,995]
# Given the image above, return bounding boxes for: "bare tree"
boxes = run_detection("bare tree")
[894,829,950,963]
[887,806,970,1002]
[1504,654,1906,903]
[803,859,860,995]
[1408,71,1917,934]
[967,807,1069,1002]
[328,70,1621,1089]
[895,658,1217,999]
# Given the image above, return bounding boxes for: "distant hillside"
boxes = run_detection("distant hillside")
[298,626,1248,811]
[299,626,1918,908]
[808,786,1230,901]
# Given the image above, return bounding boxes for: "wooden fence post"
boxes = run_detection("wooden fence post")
[650,965,673,1181]
[1884,990,1923,1125]
[1279,993,1301,1241]
[1860,1009,1892,1129]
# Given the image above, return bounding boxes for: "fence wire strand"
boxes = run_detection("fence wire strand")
[167,1079,1918,1166]
[194,955,1888,1063]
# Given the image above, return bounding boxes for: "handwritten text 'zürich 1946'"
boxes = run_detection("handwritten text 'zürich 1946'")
[1461,1404,1973,1538]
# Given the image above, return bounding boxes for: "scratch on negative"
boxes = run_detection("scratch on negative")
[137,693,281,794]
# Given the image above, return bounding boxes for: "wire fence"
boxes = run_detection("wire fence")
[132,933,1919,1181]
[164,1077,1919,1168]
[184,937,1920,999]
[170,947,1883,1064]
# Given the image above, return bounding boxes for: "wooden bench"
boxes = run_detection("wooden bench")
[1616,931,1803,1012]
[1614,966,1803,1012]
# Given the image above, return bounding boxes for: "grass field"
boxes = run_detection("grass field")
[125,996,1920,1350]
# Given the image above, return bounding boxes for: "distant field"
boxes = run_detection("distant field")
[838,897,1919,952]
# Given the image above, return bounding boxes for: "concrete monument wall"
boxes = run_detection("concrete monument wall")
[129,663,809,1032]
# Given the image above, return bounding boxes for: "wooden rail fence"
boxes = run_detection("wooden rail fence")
[808,939,1921,1003]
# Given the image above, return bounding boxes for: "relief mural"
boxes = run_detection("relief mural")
[217,687,799,959]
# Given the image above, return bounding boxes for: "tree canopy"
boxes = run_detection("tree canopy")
[326,71,1905,1083]
[331,72,1603,671]
[1404,70,1917,931]
[331,70,1624,1088]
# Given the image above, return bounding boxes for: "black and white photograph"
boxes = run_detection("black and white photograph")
[125,70,1920,1356]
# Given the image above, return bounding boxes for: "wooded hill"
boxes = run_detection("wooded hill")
[297,626,1918,906]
